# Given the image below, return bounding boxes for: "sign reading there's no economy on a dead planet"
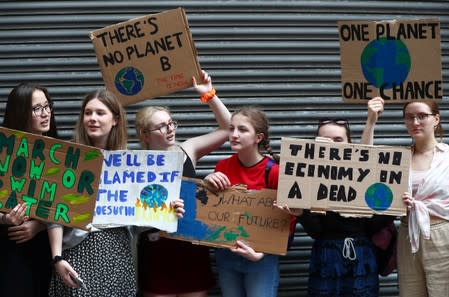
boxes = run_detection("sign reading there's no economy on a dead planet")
[277,138,409,217]
[338,19,442,103]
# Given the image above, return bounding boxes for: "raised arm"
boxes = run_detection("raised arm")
[360,97,384,145]
[181,70,231,166]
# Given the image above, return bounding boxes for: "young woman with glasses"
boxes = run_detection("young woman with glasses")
[399,100,449,296]
[134,70,231,297]
[0,82,58,297]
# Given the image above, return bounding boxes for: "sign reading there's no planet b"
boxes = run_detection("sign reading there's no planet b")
[277,138,409,217]
[92,150,184,232]
[89,8,202,106]
[338,19,442,103]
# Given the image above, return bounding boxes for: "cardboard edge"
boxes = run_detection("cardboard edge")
[179,7,202,80]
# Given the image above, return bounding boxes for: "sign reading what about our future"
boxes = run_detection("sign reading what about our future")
[338,19,442,103]
[0,127,104,230]
[90,7,202,106]
[92,150,184,232]
[277,137,409,217]
[162,178,291,255]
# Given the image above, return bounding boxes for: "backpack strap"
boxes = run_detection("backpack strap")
[264,159,274,187]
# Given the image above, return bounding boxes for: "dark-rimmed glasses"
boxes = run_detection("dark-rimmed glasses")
[404,113,435,123]
[148,121,178,134]
[32,103,52,117]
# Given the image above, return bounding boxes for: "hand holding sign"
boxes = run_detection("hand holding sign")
[204,171,231,190]
[367,97,384,124]
[192,70,214,97]
[231,240,264,262]
[2,203,28,226]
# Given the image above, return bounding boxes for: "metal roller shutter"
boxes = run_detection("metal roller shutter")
[1,1,448,296]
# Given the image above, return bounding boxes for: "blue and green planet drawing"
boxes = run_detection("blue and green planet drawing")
[114,66,144,96]
[365,183,393,211]
[140,184,168,208]
[361,38,411,89]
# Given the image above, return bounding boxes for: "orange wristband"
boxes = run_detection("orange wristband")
[200,88,216,103]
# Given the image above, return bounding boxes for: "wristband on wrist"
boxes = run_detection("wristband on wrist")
[52,255,64,266]
[200,88,216,103]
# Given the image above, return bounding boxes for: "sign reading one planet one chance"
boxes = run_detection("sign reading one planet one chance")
[338,19,442,103]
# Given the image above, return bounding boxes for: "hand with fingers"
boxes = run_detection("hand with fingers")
[8,219,46,244]
[192,70,214,97]
[367,96,384,124]
[204,171,231,191]
[1,203,29,226]
[55,260,82,289]
[171,199,185,219]
[231,240,264,262]
[402,192,415,211]
[273,200,303,216]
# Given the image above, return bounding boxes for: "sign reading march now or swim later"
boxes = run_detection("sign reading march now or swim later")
[92,150,183,232]
[277,138,409,217]
[90,8,202,106]
[163,178,291,255]
[338,19,442,103]
[0,127,103,230]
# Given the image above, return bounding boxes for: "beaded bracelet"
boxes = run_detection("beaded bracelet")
[200,88,216,103]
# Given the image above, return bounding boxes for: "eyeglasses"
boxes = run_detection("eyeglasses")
[32,103,52,117]
[148,121,178,134]
[404,113,435,123]
[319,118,349,127]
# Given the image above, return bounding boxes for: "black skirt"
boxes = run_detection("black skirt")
[49,228,136,297]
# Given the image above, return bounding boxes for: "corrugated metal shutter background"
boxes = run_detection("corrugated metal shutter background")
[1,1,448,296]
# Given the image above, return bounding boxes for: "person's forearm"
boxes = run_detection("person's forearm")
[207,96,231,130]
[48,226,63,257]
[360,122,375,145]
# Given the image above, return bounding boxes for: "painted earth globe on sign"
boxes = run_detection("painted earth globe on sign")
[361,38,411,89]
[140,184,168,208]
[114,66,144,96]
[365,183,393,211]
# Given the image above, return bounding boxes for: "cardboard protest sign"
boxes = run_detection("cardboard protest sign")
[163,178,291,255]
[338,19,442,103]
[277,137,409,217]
[0,127,103,230]
[92,150,183,232]
[90,7,202,106]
